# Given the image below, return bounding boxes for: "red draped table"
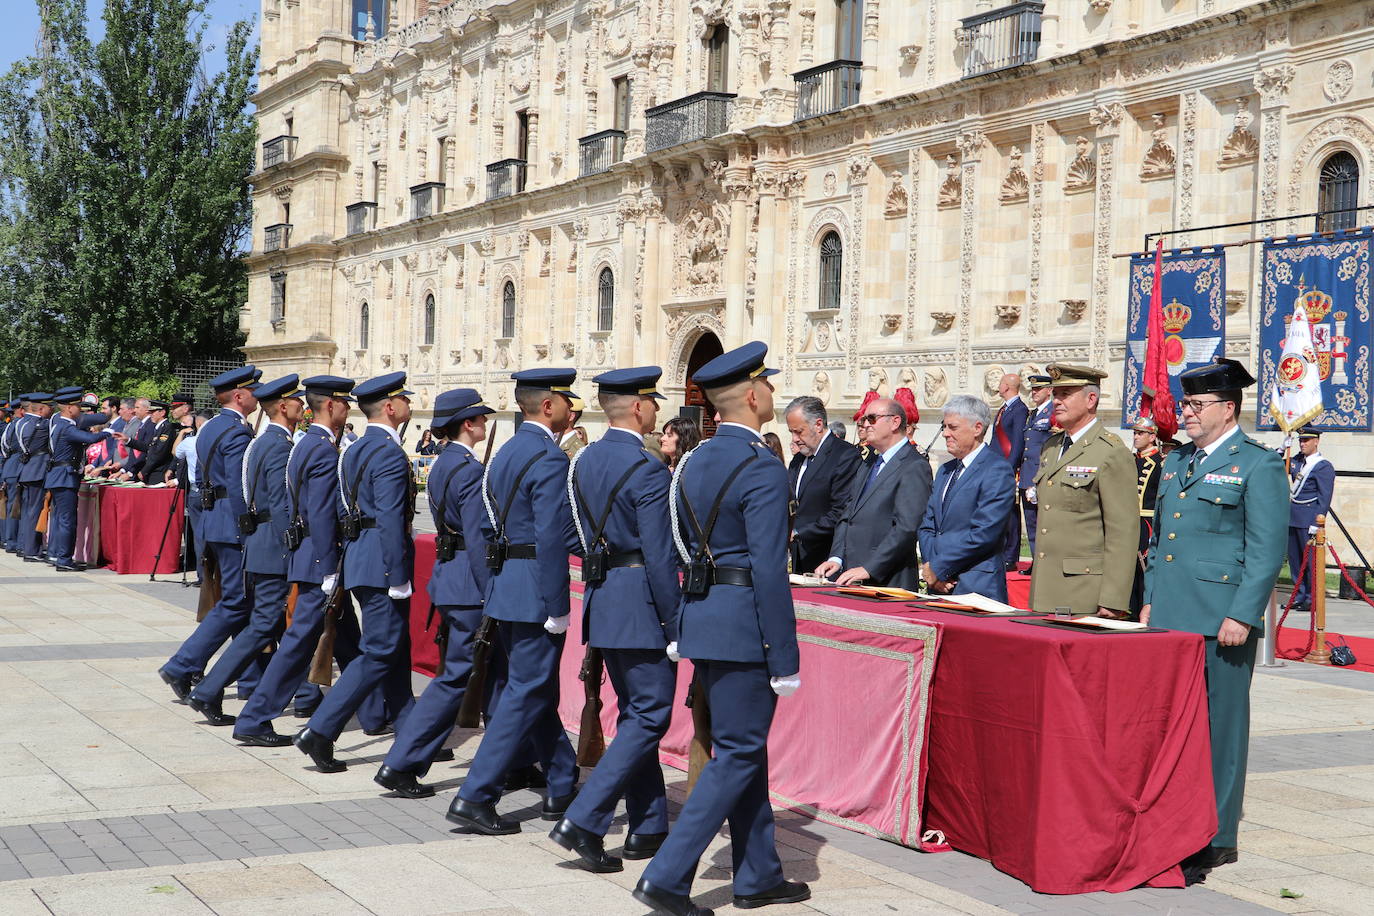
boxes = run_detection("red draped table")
[94,485,185,574]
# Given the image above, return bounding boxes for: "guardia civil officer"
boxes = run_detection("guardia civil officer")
[186,376,304,726]
[446,368,580,835]
[233,376,386,747]
[45,388,120,571]
[634,342,808,916]
[375,388,495,798]
[294,372,417,772]
[157,365,262,702]
[1141,358,1286,882]
[16,391,54,561]
[2,399,26,552]
[549,367,681,873]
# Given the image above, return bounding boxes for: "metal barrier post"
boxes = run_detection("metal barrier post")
[1259,590,1285,668]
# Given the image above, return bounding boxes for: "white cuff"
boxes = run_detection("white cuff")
[666,641,681,663]
[321,574,338,594]
[544,614,570,635]
[1025,486,1037,505]
[1308,525,1318,535]
[770,673,802,697]
[387,581,413,599]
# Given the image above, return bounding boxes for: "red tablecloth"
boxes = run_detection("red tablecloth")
[96,485,184,575]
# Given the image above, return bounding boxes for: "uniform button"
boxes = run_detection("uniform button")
[1215,497,1223,504]
[1165,554,1174,562]
[1178,492,1187,499]
[1167,532,1176,540]
[1222,575,1229,581]
[1173,512,1181,518]
[1041,529,1047,535]
[764,643,770,648]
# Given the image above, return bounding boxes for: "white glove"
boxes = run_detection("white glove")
[544,614,570,635]
[321,574,338,594]
[1308,525,1318,536]
[1025,486,1037,506]
[388,581,413,599]
[770,673,801,697]
[666,641,681,663]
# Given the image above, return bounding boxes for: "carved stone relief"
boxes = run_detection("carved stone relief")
[1220,98,1259,163]
[883,171,908,216]
[1065,137,1096,191]
[923,367,948,409]
[1324,60,1354,102]
[937,155,961,208]
[999,146,1029,202]
[1140,114,1176,178]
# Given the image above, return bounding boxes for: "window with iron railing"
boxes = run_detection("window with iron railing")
[346,201,378,236]
[423,293,436,346]
[487,159,528,200]
[794,60,862,121]
[410,182,445,220]
[263,223,292,252]
[645,92,735,153]
[270,272,286,327]
[262,135,298,169]
[1317,151,1360,233]
[359,302,370,350]
[501,281,516,338]
[958,2,1044,78]
[597,268,615,331]
[579,130,626,176]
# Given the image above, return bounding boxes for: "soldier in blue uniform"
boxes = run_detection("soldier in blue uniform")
[446,368,580,835]
[1286,426,1335,612]
[157,365,262,701]
[294,372,417,772]
[549,367,681,873]
[1142,358,1287,883]
[375,387,495,798]
[634,342,808,916]
[1018,374,1054,574]
[17,391,54,561]
[187,375,304,726]
[45,388,121,571]
[2,399,26,552]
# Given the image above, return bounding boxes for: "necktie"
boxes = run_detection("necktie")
[942,460,964,511]
[1058,434,1073,460]
[1186,448,1206,482]
[858,455,884,501]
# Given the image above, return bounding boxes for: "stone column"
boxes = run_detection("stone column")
[753,169,780,343]
[845,151,871,383]
[955,129,985,388]
[1087,103,1126,373]
[638,185,665,364]
[616,196,642,366]
[1252,61,1295,362]
[724,170,754,346]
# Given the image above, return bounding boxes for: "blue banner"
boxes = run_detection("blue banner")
[1122,246,1226,428]
[1258,228,1374,431]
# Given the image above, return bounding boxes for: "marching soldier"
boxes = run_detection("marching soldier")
[157,365,261,702]
[187,376,304,726]
[446,368,580,835]
[549,367,681,873]
[1141,358,1287,882]
[1130,415,1164,616]
[1027,364,1137,617]
[1286,426,1335,613]
[375,388,495,798]
[17,391,54,561]
[1018,374,1054,574]
[2,398,26,553]
[634,342,809,916]
[45,388,120,572]
[294,372,418,772]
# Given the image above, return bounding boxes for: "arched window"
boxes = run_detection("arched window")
[423,293,436,345]
[1317,151,1360,232]
[359,302,370,350]
[597,267,615,331]
[819,231,843,310]
[501,281,516,338]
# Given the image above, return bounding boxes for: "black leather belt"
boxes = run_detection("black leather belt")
[608,550,645,568]
[507,543,537,560]
[205,485,228,498]
[711,566,752,587]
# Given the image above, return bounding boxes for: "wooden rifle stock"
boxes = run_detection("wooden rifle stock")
[308,586,343,686]
[575,647,607,767]
[456,615,496,728]
[197,547,222,622]
[685,669,713,794]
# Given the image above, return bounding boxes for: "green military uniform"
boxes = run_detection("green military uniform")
[1143,362,1287,859]
[1027,365,1138,615]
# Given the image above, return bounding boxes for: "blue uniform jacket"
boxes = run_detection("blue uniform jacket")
[285,425,341,585]
[426,442,491,607]
[337,426,415,590]
[2,419,25,483]
[44,417,111,489]
[1019,402,1054,488]
[196,409,253,545]
[242,425,293,577]
[995,397,1029,478]
[479,422,578,624]
[674,424,799,677]
[16,415,50,484]
[1289,455,1335,530]
[572,428,681,649]
[917,448,1016,601]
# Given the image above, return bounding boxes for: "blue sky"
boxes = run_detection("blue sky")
[0,0,259,81]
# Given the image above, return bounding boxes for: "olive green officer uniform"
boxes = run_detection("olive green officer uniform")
[1143,360,1287,855]
[1027,365,1138,615]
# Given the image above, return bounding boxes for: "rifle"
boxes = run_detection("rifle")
[308,560,347,686]
[197,546,222,621]
[427,603,449,680]
[685,668,713,794]
[456,615,496,728]
[575,646,607,767]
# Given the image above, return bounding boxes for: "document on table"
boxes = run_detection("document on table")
[1064,616,1149,631]
[943,592,1026,615]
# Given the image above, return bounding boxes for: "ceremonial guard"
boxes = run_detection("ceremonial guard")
[375,387,495,798]
[634,342,808,916]
[294,372,417,772]
[1286,426,1335,612]
[186,376,304,726]
[446,368,580,835]
[16,392,53,560]
[157,365,261,701]
[1141,358,1287,882]
[1027,364,1137,617]
[1130,416,1164,615]
[549,367,680,873]
[138,400,177,484]
[1018,375,1054,573]
[45,388,119,571]
[2,399,26,553]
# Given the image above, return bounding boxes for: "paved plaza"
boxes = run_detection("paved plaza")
[0,556,1371,915]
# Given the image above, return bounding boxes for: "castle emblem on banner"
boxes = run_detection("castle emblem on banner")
[1282,276,1351,386]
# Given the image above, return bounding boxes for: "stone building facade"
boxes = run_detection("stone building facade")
[245,0,1374,545]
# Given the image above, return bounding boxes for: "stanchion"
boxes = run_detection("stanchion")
[1303,514,1331,665]
[149,487,183,583]
[1259,590,1285,668]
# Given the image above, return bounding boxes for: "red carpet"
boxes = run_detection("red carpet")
[1277,626,1374,674]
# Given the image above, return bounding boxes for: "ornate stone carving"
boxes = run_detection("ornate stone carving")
[996,304,1021,326]
[822,171,837,196]
[899,44,921,68]
[673,190,727,295]
[494,341,511,369]
[534,343,549,359]
[1088,103,1125,129]
[937,155,961,208]
[1220,99,1259,163]
[1065,137,1096,191]
[983,366,1006,405]
[812,370,831,406]
[1254,64,1296,106]
[847,154,871,185]
[449,349,463,365]
[881,314,901,334]
[509,56,531,94]
[923,367,948,409]
[999,146,1029,202]
[931,310,956,331]
[956,130,986,161]
[561,342,575,358]
[883,171,908,216]
[1061,299,1087,322]
[1324,60,1354,102]
[605,16,631,58]
[553,47,567,93]
[1089,0,1111,12]
[1140,113,1176,178]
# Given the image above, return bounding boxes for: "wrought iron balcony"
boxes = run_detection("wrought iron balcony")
[263,223,292,252]
[645,92,735,153]
[486,159,527,200]
[410,181,445,219]
[794,60,862,121]
[958,2,1044,78]
[261,135,298,169]
[579,129,626,177]
[346,201,377,236]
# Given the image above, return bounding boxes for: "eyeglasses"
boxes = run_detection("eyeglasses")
[856,413,900,427]
[1180,398,1224,413]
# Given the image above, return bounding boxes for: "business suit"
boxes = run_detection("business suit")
[787,433,862,574]
[917,446,1016,601]
[1020,401,1054,561]
[16,413,51,557]
[1027,421,1138,615]
[44,416,112,568]
[1286,452,1335,608]
[993,397,1029,565]
[1144,429,1287,848]
[122,417,157,477]
[827,443,933,589]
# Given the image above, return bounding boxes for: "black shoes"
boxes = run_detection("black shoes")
[622,831,667,860]
[292,703,316,718]
[187,696,237,727]
[233,729,293,748]
[293,727,347,773]
[54,563,85,572]
[734,880,812,909]
[445,798,520,835]
[549,818,623,873]
[375,765,435,799]
[541,790,576,821]
[1184,844,1239,873]
[158,667,195,703]
[363,723,395,737]
[632,878,713,916]
[503,764,547,792]
[432,747,455,763]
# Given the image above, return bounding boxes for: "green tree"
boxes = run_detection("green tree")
[0,0,256,392]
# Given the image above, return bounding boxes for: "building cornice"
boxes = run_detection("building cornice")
[254,56,354,110]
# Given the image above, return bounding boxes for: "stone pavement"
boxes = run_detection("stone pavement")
[1,558,1371,915]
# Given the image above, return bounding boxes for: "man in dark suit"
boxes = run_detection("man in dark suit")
[120,397,157,479]
[816,397,933,589]
[993,372,1029,569]
[1287,426,1335,612]
[918,395,1016,601]
[784,396,861,575]
[1019,375,1054,574]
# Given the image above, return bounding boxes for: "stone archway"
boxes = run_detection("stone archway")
[683,330,724,437]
